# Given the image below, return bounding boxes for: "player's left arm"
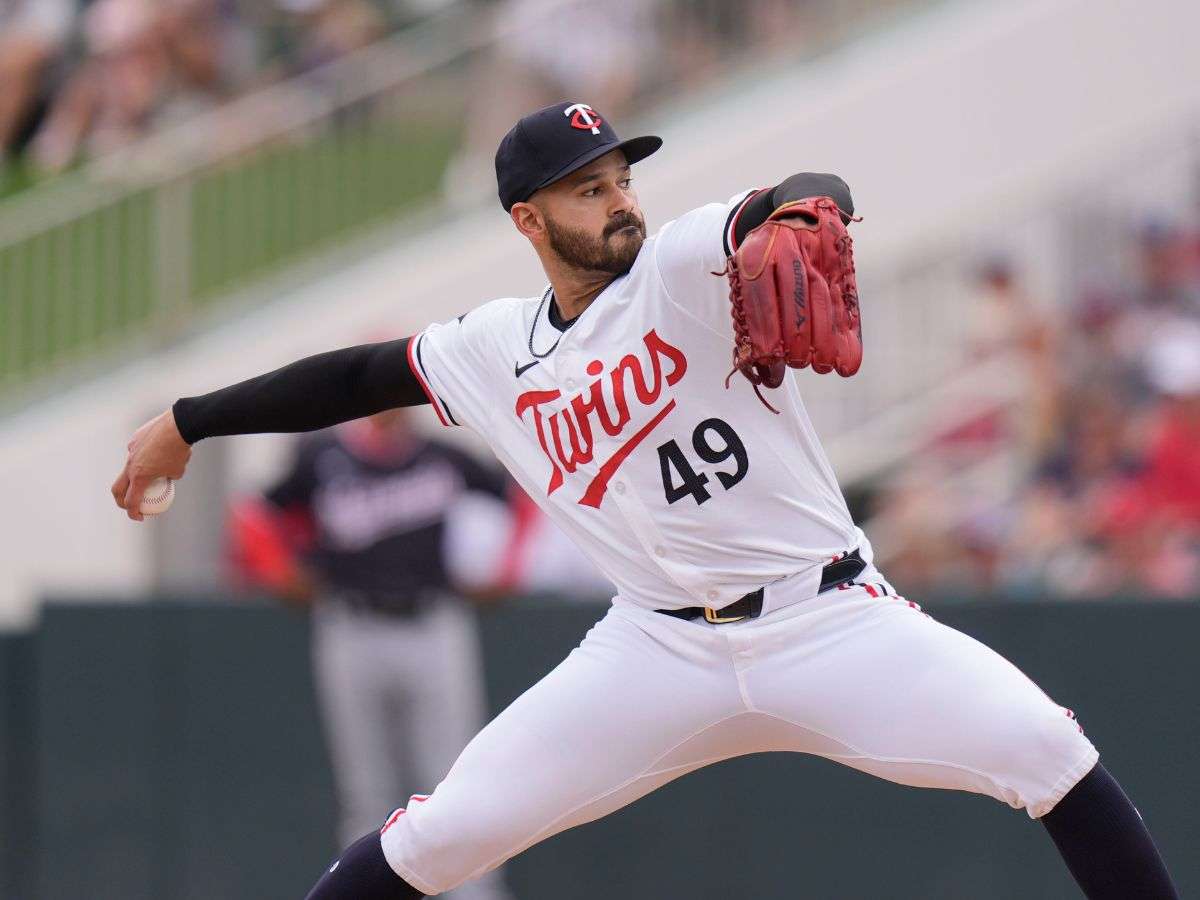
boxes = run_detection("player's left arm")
[654,172,855,338]
[729,173,854,252]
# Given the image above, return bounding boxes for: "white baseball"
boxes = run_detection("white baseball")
[139,477,175,516]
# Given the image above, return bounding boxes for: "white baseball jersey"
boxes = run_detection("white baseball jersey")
[408,191,869,613]
[381,190,1097,897]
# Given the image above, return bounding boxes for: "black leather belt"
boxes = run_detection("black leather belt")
[656,549,866,624]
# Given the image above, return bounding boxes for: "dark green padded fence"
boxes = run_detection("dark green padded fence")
[2,598,1197,899]
[0,631,34,899]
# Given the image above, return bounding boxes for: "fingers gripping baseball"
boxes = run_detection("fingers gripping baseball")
[111,409,191,522]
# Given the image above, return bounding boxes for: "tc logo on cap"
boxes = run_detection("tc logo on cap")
[565,103,602,135]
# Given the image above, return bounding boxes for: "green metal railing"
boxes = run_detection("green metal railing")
[0,123,463,387]
[0,0,929,403]
[1,190,155,381]
[186,118,461,300]
[0,9,476,396]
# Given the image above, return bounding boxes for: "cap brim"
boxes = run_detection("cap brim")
[529,135,663,198]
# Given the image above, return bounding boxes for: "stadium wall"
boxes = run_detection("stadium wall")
[3,598,1197,899]
[2,0,1200,626]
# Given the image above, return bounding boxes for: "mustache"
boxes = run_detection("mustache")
[604,212,645,238]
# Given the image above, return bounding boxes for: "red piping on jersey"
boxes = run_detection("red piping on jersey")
[380,808,405,834]
[406,334,450,427]
[379,794,429,835]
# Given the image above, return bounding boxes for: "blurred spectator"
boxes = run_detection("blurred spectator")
[999,384,1145,599]
[1064,286,1140,399]
[442,0,821,206]
[872,216,1200,600]
[662,0,813,85]
[1094,322,1200,597]
[0,0,915,198]
[867,463,979,593]
[0,0,76,160]
[965,257,1054,360]
[1130,219,1200,319]
[13,0,393,178]
[1094,221,1200,392]
[492,0,653,117]
[961,256,1061,460]
[270,0,385,78]
[1142,320,1200,498]
[229,409,514,900]
[443,0,658,207]
[28,0,256,174]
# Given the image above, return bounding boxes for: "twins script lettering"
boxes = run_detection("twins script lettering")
[515,329,687,507]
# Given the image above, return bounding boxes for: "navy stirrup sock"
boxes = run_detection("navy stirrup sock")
[1041,763,1178,899]
[304,831,424,899]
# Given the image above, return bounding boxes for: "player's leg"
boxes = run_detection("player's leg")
[1040,760,1177,899]
[307,830,417,899]
[745,573,1177,898]
[308,605,748,897]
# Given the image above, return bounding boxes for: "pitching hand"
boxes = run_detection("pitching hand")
[112,408,192,521]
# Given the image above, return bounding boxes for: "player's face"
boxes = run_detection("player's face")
[533,151,646,275]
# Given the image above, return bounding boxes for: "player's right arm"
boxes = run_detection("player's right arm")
[111,337,430,521]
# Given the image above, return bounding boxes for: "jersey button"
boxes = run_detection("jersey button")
[565,378,577,390]
[654,545,667,557]
[706,589,719,601]
[614,482,626,495]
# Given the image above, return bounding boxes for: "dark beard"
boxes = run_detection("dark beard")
[544,211,646,275]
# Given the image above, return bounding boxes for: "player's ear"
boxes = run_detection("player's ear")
[510,201,545,241]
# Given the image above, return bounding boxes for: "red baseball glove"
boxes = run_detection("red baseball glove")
[719,197,862,411]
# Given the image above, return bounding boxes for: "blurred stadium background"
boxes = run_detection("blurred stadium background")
[1,0,1198,897]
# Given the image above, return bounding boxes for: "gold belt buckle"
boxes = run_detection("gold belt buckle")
[704,606,746,625]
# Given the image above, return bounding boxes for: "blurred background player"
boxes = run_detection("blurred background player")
[228,407,516,900]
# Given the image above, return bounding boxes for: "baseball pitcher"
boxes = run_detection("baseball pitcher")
[112,103,1178,899]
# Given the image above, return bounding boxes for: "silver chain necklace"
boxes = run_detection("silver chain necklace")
[527,285,563,359]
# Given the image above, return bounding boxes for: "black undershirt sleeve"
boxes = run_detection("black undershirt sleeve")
[172,337,429,445]
[732,172,855,248]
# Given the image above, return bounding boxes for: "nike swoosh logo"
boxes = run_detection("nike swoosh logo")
[514,360,540,377]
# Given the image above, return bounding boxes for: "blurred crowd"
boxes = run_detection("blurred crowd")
[0,0,429,189]
[0,0,889,198]
[872,218,1200,600]
[17,0,1181,605]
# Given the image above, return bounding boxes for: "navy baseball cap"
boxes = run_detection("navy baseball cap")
[495,101,662,212]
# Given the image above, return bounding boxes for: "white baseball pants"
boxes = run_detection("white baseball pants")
[380,568,1098,895]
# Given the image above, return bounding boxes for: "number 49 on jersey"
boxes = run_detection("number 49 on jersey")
[657,418,748,505]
